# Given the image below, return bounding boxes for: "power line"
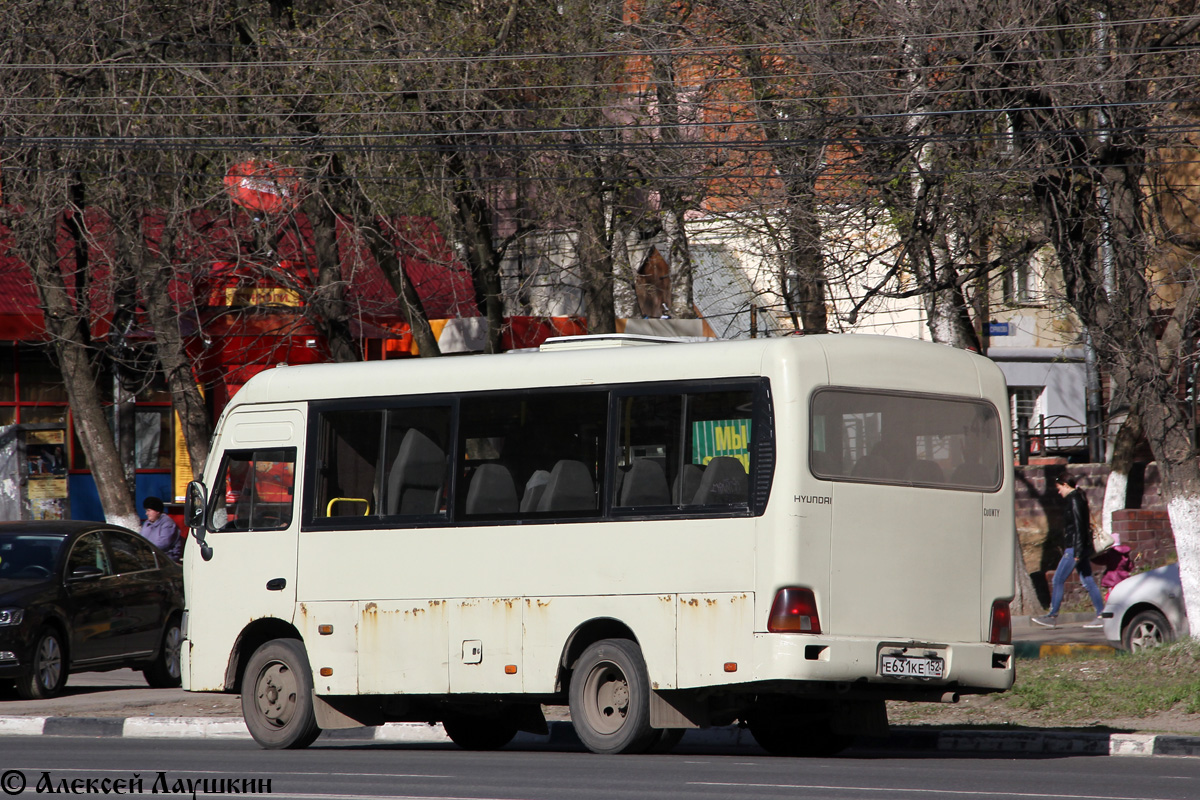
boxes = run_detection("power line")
[1,13,1193,69]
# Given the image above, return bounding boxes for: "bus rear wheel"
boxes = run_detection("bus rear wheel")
[569,638,658,755]
[746,706,854,757]
[241,639,322,750]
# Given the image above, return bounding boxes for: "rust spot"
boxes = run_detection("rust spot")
[535,599,552,608]
[706,598,718,606]
[364,602,378,613]
[685,598,699,607]
[651,681,660,690]
[429,599,443,607]
[298,602,309,616]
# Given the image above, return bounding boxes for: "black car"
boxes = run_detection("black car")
[0,520,184,699]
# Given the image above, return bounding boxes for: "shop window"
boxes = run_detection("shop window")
[21,407,67,424]
[0,345,14,402]
[16,346,68,404]
[136,409,172,470]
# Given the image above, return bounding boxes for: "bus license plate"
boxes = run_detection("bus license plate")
[880,655,944,679]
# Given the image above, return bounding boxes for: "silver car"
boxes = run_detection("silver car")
[1100,563,1186,652]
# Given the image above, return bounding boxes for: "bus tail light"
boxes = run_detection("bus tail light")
[767,587,821,634]
[988,599,1012,644]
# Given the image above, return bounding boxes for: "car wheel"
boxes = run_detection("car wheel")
[143,616,183,688]
[1122,609,1173,652]
[17,627,68,700]
[568,638,658,755]
[241,639,321,749]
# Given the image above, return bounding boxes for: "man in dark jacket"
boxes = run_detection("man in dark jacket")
[1033,474,1105,628]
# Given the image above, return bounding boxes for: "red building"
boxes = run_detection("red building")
[0,207,583,520]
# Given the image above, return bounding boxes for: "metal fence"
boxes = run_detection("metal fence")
[1014,415,1090,464]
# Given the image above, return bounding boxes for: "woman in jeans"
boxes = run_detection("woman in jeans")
[1033,474,1105,629]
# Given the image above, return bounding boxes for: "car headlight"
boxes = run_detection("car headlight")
[0,609,25,627]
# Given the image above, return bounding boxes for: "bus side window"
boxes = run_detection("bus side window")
[459,391,607,520]
[381,407,451,519]
[311,405,451,523]
[614,387,755,511]
[386,428,446,515]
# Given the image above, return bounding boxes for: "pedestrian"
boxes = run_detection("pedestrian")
[140,496,183,562]
[1033,474,1105,629]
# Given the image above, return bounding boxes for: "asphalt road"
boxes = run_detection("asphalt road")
[2,734,1200,800]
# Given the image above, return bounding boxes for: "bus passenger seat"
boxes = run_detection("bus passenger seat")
[673,463,703,504]
[536,460,595,513]
[690,456,747,505]
[851,454,891,480]
[618,459,670,507]
[520,470,550,512]
[387,429,446,515]
[906,459,945,484]
[465,464,518,515]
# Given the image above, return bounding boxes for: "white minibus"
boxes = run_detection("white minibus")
[181,333,1015,755]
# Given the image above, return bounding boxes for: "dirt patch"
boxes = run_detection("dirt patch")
[888,692,1200,735]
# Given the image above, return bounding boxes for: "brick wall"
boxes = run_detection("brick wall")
[1111,509,1175,568]
[1014,461,1176,611]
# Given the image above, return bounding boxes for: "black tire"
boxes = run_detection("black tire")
[442,713,519,750]
[747,707,854,757]
[143,615,183,688]
[1122,608,1173,653]
[17,627,68,700]
[568,638,658,755]
[241,639,322,749]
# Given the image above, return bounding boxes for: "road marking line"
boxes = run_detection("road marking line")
[690,782,1171,800]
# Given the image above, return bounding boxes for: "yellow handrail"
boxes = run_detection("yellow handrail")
[326,497,370,516]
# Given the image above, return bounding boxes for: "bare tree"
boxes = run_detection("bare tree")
[953,3,1200,631]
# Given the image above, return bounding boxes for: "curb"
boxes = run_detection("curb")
[2,716,1198,757]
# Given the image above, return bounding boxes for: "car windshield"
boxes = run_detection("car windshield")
[0,534,65,579]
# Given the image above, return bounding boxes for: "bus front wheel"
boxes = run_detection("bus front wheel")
[241,639,322,750]
[569,638,658,755]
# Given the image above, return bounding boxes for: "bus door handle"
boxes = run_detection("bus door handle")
[266,578,287,591]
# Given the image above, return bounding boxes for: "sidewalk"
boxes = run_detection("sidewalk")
[1012,611,1117,659]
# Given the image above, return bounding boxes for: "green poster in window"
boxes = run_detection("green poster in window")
[693,419,751,470]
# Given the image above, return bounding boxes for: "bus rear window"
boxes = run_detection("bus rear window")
[810,389,1003,491]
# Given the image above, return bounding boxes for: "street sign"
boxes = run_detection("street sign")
[987,322,1010,336]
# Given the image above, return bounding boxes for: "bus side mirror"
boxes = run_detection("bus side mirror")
[184,481,214,562]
